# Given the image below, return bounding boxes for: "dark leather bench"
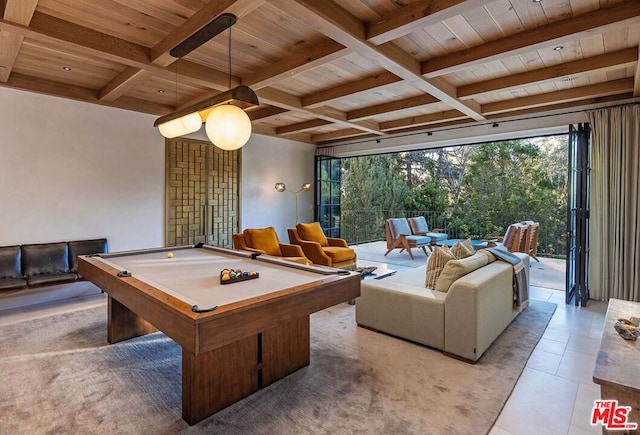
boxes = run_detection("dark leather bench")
[0,239,108,293]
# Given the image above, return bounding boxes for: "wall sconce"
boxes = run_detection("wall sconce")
[275,182,312,223]
[154,14,258,150]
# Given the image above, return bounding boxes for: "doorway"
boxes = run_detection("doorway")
[165,138,239,247]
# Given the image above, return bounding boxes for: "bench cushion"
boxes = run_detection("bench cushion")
[22,242,71,278]
[0,245,23,280]
[27,273,78,287]
[0,278,28,290]
[68,238,108,272]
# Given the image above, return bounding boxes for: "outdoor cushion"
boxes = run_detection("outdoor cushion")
[244,227,282,256]
[425,246,454,289]
[406,235,431,245]
[435,252,489,292]
[427,232,448,243]
[407,216,430,233]
[296,222,329,247]
[388,218,412,238]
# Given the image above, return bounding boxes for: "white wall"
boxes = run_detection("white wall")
[0,87,165,251]
[240,134,316,241]
[0,87,316,250]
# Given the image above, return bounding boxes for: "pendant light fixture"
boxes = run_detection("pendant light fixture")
[154,13,258,149]
[204,17,252,150]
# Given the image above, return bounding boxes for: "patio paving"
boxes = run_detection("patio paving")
[350,241,566,291]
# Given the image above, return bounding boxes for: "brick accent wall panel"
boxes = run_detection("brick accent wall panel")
[166,140,238,247]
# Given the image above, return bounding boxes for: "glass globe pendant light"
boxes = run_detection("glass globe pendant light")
[205,104,251,150]
[153,14,257,143]
[205,18,252,150]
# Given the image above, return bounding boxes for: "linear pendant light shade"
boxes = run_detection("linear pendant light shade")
[154,86,258,129]
[154,13,258,148]
[157,112,202,138]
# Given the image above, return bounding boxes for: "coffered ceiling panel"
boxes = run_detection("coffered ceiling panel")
[0,0,638,145]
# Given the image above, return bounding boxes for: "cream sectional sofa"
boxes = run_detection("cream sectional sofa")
[355,251,530,362]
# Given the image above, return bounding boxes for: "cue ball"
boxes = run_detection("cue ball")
[166,252,173,258]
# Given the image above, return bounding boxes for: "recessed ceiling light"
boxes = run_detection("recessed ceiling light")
[553,46,564,51]
[533,0,542,3]
[158,90,165,93]
[62,66,72,71]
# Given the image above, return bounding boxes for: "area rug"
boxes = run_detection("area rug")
[0,300,555,434]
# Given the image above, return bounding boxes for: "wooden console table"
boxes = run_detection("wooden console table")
[593,298,640,434]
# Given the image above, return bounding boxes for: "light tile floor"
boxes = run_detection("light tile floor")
[491,285,607,435]
[0,277,608,434]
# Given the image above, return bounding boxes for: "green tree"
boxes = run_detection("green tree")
[341,154,408,211]
[448,140,563,254]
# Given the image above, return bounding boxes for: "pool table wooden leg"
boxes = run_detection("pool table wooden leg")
[182,335,259,425]
[262,315,310,386]
[107,296,157,344]
[180,316,311,425]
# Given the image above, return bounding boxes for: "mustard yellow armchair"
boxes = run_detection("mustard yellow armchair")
[287,222,356,270]
[233,227,311,265]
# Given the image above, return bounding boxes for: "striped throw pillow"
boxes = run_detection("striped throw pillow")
[451,241,472,259]
[426,246,455,289]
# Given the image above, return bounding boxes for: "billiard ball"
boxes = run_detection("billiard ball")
[166,252,173,258]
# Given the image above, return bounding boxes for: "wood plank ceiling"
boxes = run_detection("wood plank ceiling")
[0,0,638,146]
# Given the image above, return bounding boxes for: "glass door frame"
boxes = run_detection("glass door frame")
[314,155,342,238]
[566,123,590,306]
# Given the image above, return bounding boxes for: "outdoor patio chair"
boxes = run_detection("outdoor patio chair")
[495,222,529,253]
[384,218,432,260]
[233,227,311,265]
[407,216,448,244]
[521,221,540,262]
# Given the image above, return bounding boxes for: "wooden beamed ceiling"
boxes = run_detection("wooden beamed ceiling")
[0,0,638,146]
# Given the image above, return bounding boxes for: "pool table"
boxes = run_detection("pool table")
[78,244,360,425]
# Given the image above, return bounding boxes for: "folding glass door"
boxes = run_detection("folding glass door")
[315,155,342,238]
[566,123,590,306]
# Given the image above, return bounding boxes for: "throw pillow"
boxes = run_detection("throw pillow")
[425,246,454,290]
[463,238,474,252]
[435,253,489,292]
[450,241,472,259]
